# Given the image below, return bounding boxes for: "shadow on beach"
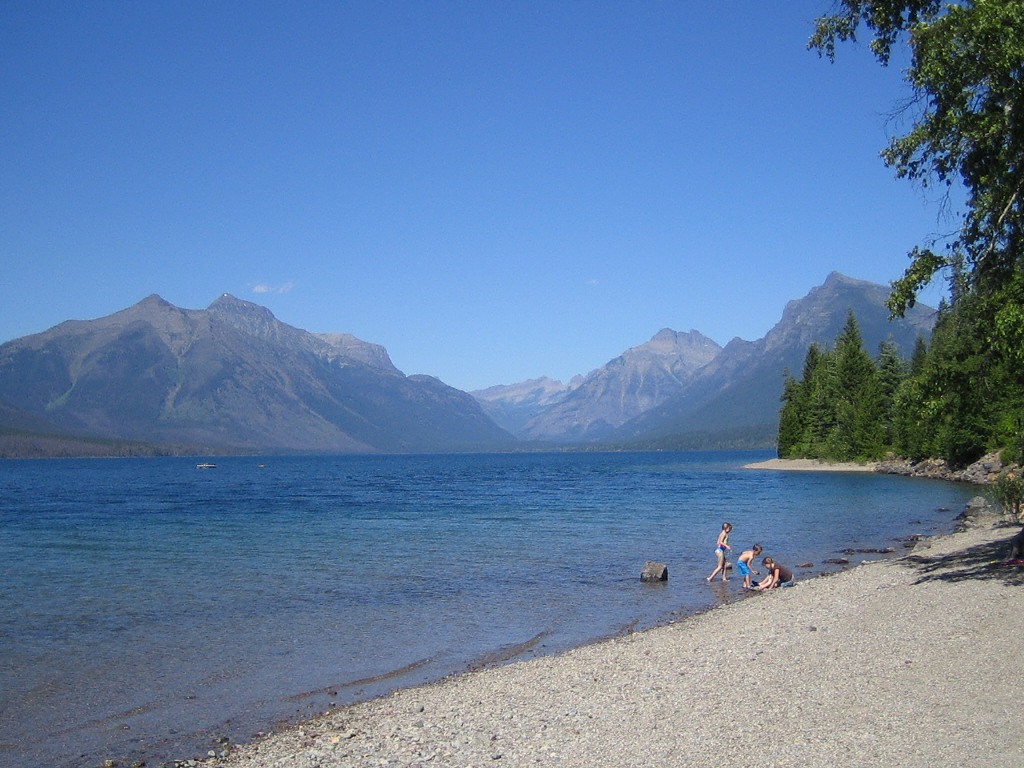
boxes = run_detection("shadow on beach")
[904,523,1024,587]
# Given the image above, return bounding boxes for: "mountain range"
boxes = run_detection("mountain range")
[473,272,936,448]
[0,273,936,457]
[0,293,512,455]
[479,328,724,443]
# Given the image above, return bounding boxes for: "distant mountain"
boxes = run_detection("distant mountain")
[515,329,723,441]
[0,294,513,455]
[610,272,936,448]
[315,332,401,373]
[472,273,936,449]
[472,376,580,435]
[0,273,939,457]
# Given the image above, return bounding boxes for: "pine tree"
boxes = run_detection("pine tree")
[829,311,881,459]
[775,312,918,462]
[876,339,908,450]
[802,343,834,457]
[778,371,805,458]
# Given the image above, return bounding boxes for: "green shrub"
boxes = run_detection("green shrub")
[992,468,1024,521]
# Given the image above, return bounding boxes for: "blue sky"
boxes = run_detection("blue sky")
[1,2,956,392]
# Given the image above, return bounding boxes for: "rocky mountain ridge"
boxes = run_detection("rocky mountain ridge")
[474,273,936,448]
[607,272,935,448]
[0,294,511,455]
[472,376,582,436]
[516,328,722,441]
[0,273,938,456]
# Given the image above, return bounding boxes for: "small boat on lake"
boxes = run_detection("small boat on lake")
[196,462,217,469]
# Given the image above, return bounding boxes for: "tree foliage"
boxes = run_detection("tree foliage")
[993,466,1024,519]
[810,1,1024,314]
[802,1,1024,467]
[779,302,1024,467]
[779,312,898,461]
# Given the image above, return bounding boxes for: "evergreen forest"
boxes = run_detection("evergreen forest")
[792,2,1024,479]
[777,298,1024,468]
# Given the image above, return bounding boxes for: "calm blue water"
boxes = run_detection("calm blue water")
[0,450,978,767]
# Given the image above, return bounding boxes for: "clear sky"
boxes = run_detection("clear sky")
[1,1,956,392]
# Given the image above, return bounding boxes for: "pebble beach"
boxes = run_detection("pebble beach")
[211,505,1024,768]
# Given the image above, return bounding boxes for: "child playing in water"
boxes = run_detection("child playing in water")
[706,522,733,582]
[736,543,763,590]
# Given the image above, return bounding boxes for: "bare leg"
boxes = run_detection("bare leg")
[706,551,725,582]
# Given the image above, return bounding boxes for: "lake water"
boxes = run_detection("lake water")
[0,450,979,767]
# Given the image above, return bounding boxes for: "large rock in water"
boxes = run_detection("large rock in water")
[641,561,668,582]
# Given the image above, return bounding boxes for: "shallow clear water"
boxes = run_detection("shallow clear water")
[0,450,978,767]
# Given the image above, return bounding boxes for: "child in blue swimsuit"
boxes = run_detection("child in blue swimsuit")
[736,544,763,589]
[706,522,733,582]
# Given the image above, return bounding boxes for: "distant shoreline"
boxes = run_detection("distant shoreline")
[743,457,878,472]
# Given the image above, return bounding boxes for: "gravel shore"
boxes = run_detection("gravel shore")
[214,512,1024,768]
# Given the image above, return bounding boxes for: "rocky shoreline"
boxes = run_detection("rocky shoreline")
[749,451,1009,486]
[875,451,1006,485]
[179,498,1024,768]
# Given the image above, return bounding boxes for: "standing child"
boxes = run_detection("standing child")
[706,522,733,582]
[736,543,763,590]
